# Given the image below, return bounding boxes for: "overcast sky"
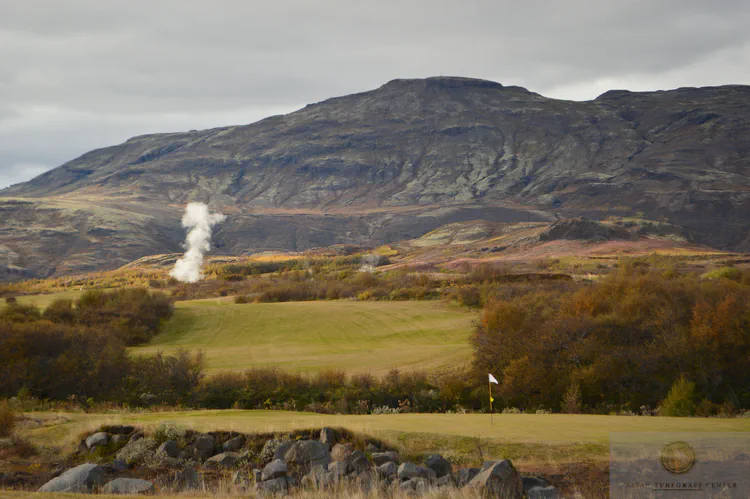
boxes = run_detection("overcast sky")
[1,0,749,189]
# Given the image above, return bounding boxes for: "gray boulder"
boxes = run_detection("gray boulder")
[110,459,127,472]
[157,440,180,458]
[194,434,215,460]
[523,476,550,491]
[223,435,245,452]
[85,432,109,450]
[205,452,239,468]
[254,476,289,494]
[400,477,430,494]
[437,474,457,487]
[528,485,558,498]
[111,434,130,446]
[262,459,288,481]
[129,431,145,443]
[425,454,452,478]
[284,440,331,470]
[102,478,155,495]
[330,442,353,462]
[372,451,400,465]
[115,438,157,466]
[377,461,398,478]
[398,462,434,481]
[327,460,348,480]
[466,460,523,498]
[300,464,327,489]
[38,463,105,493]
[172,467,199,491]
[457,467,480,486]
[260,439,293,463]
[347,450,370,474]
[319,428,336,448]
[366,443,380,453]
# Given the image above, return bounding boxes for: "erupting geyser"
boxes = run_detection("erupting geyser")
[170,202,226,283]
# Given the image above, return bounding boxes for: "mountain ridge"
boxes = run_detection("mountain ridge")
[2,77,749,279]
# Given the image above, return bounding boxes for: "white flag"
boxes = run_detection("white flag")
[489,373,499,384]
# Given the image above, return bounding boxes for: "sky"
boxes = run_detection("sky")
[1,0,749,189]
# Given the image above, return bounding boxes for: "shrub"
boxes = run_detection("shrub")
[661,377,697,417]
[562,383,582,414]
[0,400,15,437]
[4,296,16,305]
[153,422,187,444]
[234,295,249,304]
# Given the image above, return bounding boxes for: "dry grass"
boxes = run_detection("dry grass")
[0,400,16,438]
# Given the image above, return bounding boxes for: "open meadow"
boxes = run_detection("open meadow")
[131,299,475,374]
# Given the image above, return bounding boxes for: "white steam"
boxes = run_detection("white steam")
[170,202,226,283]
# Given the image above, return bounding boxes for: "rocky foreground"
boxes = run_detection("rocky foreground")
[32,425,558,498]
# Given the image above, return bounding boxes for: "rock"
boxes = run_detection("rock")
[301,465,327,489]
[130,431,145,443]
[103,478,155,495]
[372,451,400,465]
[232,470,251,489]
[457,467,479,486]
[157,440,181,458]
[377,461,398,478]
[260,439,293,463]
[106,425,136,435]
[254,476,289,495]
[77,439,89,454]
[347,450,370,474]
[263,459,288,481]
[523,476,550,492]
[528,485,559,498]
[437,474,456,487]
[425,454,451,478]
[366,443,380,453]
[253,469,263,483]
[466,460,523,498]
[400,477,429,494]
[38,463,106,493]
[319,428,336,448]
[172,468,199,491]
[284,440,331,470]
[205,452,239,468]
[195,434,215,460]
[223,435,245,452]
[116,438,158,466]
[85,432,110,450]
[327,460,348,480]
[330,442,354,461]
[111,434,130,446]
[110,459,127,472]
[355,470,375,492]
[398,462,421,481]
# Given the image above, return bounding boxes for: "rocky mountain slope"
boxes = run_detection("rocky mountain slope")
[2,77,749,279]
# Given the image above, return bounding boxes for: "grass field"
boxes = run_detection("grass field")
[8,290,86,309]
[131,300,475,374]
[22,410,750,468]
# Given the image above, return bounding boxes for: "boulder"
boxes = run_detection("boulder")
[300,464,327,489]
[223,435,245,452]
[262,459,288,481]
[172,468,199,491]
[254,476,289,494]
[157,440,181,458]
[260,439,293,463]
[372,451,399,465]
[111,434,130,446]
[38,463,106,493]
[366,443,380,454]
[347,450,370,474]
[85,432,110,450]
[328,460,348,480]
[377,461,398,478]
[400,477,429,494]
[330,442,354,462]
[466,460,523,499]
[319,428,336,447]
[110,459,128,472]
[116,438,158,467]
[437,474,457,488]
[102,478,155,495]
[398,462,421,481]
[457,467,480,486]
[425,454,452,478]
[528,485,559,498]
[194,434,215,460]
[523,476,550,492]
[284,440,331,470]
[355,470,375,492]
[129,431,144,443]
[204,452,239,468]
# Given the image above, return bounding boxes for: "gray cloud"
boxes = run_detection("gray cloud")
[1,0,749,188]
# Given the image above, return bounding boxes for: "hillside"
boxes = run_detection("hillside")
[2,77,750,279]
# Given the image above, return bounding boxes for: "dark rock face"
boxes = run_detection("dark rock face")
[424,454,452,478]
[2,78,750,278]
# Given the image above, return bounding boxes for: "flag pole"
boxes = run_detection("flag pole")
[489,377,493,426]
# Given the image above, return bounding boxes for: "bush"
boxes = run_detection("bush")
[153,422,187,444]
[0,400,15,437]
[661,377,697,417]
[4,296,16,305]
[234,295,249,304]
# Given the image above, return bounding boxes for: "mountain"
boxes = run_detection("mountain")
[2,77,749,279]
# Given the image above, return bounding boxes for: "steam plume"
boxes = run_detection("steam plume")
[170,202,226,283]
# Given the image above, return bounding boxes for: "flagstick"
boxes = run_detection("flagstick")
[489,378,493,426]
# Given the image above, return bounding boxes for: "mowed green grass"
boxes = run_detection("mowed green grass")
[7,290,85,309]
[131,300,475,374]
